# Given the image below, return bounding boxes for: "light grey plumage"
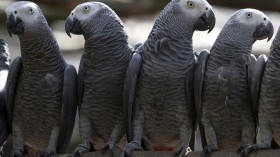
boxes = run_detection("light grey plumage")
[0,39,10,156]
[240,27,280,157]
[64,2,131,157]
[194,9,274,157]
[6,1,77,157]
[121,0,216,157]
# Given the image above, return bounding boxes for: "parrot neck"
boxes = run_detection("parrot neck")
[211,25,254,57]
[210,42,252,62]
[152,22,195,41]
[83,27,131,65]
[18,25,66,71]
[151,0,195,41]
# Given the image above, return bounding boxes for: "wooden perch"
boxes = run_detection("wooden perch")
[22,149,280,157]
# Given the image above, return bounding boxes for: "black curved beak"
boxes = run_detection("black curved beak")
[65,17,73,38]
[205,9,216,33]
[65,16,82,38]
[253,21,274,42]
[194,9,216,33]
[6,14,24,37]
[266,21,274,41]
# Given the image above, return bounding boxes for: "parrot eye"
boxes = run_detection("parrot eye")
[83,5,90,12]
[187,1,194,8]
[29,8,34,14]
[246,12,252,18]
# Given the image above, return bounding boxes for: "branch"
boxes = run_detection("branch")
[22,149,280,157]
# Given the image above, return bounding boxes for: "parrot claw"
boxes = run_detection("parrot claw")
[72,143,92,157]
[238,144,257,157]
[10,147,24,157]
[39,148,57,157]
[200,145,218,157]
[121,141,143,157]
[102,141,120,157]
[174,144,192,157]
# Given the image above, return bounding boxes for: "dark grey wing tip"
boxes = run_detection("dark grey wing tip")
[194,50,210,100]
[124,51,142,142]
[57,64,78,153]
[77,55,85,112]
[6,56,22,131]
[250,54,267,130]
[194,49,210,117]
[134,41,143,50]
[193,49,210,148]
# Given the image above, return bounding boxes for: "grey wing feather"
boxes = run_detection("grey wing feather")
[123,46,143,142]
[250,54,267,123]
[56,64,78,153]
[77,55,85,111]
[6,57,22,131]
[248,54,257,86]
[185,61,196,150]
[193,50,210,148]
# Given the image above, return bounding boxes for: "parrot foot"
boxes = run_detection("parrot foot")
[10,147,24,157]
[39,148,57,157]
[238,144,258,157]
[200,145,218,157]
[174,144,192,157]
[72,143,92,157]
[121,141,143,157]
[102,141,120,157]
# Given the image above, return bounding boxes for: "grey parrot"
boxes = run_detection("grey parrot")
[0,39,10,156]
[240,27,280,156]
[194,9,274,157]
[121,0,216,157]
[6,1,77,157]
[64,2,131,157]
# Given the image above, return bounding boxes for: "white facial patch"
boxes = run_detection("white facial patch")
[178,0,211,18]
[6,1,41,26]
[70,2,102,22]
[230,9,269,26]
[6,1,37,15]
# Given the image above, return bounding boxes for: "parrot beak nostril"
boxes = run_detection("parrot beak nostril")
[264,17,267,21]
[14,10,17,14]
[206,7,209,11]
[71,12,74,16]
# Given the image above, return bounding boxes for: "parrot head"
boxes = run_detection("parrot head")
[6,1,47,37]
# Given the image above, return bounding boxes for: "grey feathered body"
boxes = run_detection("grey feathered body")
[13,27,66,152]
[79,19,131,150]
[259,31,280,145]
[135,7,195,148]
[202,26,255,151]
